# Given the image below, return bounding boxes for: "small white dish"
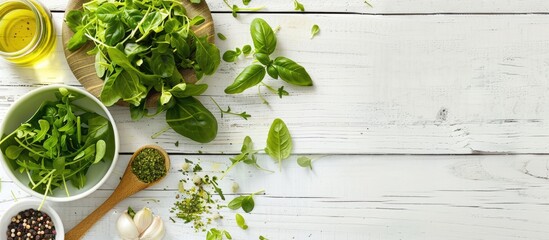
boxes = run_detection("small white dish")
[0,199,64,240]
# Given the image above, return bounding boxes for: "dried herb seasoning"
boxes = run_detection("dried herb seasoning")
[131,148,166,183]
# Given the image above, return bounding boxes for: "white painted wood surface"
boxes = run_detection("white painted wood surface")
[1,1,549,239]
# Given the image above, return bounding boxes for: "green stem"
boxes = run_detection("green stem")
[252,189,265,196]
[38,172,54,211]
[151,125,172,139]
[220,161,238,180]
[31,169,56,190]
[257,86,269,105]
[62,174,70,197]
[14,138,47,158]
[261,82,278,94]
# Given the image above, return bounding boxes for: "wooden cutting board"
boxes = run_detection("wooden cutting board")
[61,0,215,107]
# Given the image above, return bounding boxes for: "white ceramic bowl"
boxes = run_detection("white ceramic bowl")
[0,84,119,202]
[0,199,64,240]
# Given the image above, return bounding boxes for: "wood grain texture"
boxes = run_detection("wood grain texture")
[4,13,549,154]
[2,155,549,239]
[61,0,215,107]
[40,0,549,13]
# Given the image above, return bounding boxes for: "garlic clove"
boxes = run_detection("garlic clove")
[117,212,140,240]
[133,207,154,234]
[139,216,165,240]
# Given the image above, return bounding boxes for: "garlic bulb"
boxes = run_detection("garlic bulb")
[117,212,139,240]
[133,207,153,234]
[117,208,165,240]
[139,216,165,240]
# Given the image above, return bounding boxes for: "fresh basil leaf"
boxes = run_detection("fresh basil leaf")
[105,20,126,46]
[272,57,313,86]
[189,16,205,26]
[171,84,208,98]
[96,3,119,23]
[265,118,292,170]
[113,70,147,106]
[217,33,227,40]
[297,156,312,170]
[222,50,239,62]
[242,45,252,55]
[139,10,168,36]
[67,28,88,51]
[224,64,266,94]
[254,53,271,66]
[250,18,277,55]
[65,10,83,32]
[228,196,245,210]
[95,52,108,78]
[241,196,255,213]
[122,9,143,29]
[243,0,251,5]
[166,97,218,143]
[151,51,176,78]
[100,70,122,106]
[235,213,248,230]
[266,65,278,79]
[294,0,305,11]
[194,36,221,76]
[311,24,320,39]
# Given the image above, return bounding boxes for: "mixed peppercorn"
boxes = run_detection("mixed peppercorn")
[6,208,56,240]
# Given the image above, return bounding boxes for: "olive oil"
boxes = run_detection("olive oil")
[0,0,55,65]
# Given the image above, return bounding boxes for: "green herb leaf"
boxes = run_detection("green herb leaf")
[241,196,255,213]
[265,118,293,170]
[297,156,312,170]
[228,196,245,210]
[65,10,83,32]
[225,64,266,94]
[94,140,106,164]
[217,33,227,40]
[250,18,277,55]
[67,29,88,51]
[151,51,176,78]
[272,56,313,86]
[235,213,248,230]
[259,236,269,240]
[311,24,320,39]
[243,0,251,6]
[242,45,252,55]
[96,3,119,23]
[195,36,221,76]
[294,0,305,11]
[166,97,218,143]
[222,50,240,62]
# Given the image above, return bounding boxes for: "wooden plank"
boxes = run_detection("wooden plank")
[41,0,549,14]
[2,13,549,154]
[2,155,549,239]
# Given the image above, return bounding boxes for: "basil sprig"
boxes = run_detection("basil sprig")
[225,18,313,95]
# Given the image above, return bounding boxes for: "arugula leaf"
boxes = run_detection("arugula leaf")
[311,24,320,39]
[273,57,313,86]
[250,18,277,55]
[225,64,266,94]
[210,97,251,120]
[265,118,292,170]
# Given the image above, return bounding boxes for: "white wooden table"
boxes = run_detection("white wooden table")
[2,0,549,239]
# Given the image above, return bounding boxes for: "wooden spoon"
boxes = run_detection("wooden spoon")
[65,145,170,240]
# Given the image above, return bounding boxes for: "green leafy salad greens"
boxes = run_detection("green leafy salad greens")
[65,0,221,143]
[0,88,113,208]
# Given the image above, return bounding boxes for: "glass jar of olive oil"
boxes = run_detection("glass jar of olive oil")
[0,0,55,65]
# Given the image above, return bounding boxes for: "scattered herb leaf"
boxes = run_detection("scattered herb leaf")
[265,118,293,170]
[311,24,320,39]
[297,156,313,170]
[235,213,248,230]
